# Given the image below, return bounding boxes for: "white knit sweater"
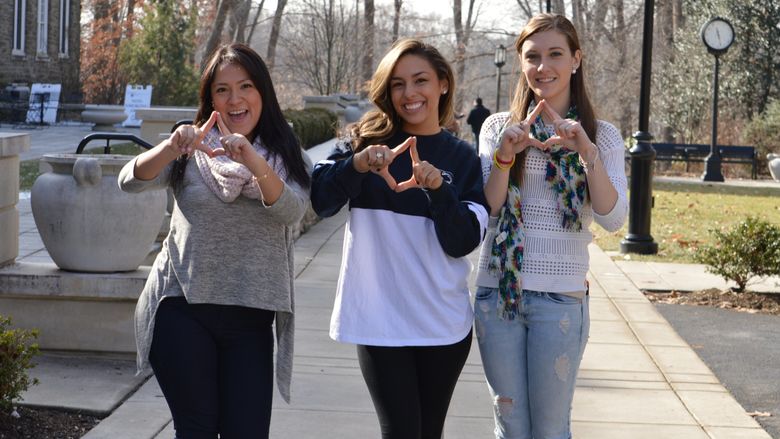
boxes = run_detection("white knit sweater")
[475,112,628,293]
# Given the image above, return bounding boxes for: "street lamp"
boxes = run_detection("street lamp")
[494,45,506,112]
[701,17,734,182]
[620,0,658,255]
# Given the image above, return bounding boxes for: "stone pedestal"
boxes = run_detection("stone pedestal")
[0,133,30,268]
[0,263,148,352]
[136,107,197,145]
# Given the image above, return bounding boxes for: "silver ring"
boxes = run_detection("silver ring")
[376,152,383,159]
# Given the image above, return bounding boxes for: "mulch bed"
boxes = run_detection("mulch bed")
[0,406,102,439]
[645,288,780,315]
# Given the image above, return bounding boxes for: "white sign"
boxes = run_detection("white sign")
[123,84,153,127]
[26,83,61,125]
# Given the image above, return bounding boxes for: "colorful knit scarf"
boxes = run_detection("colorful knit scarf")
[488,104,589,319]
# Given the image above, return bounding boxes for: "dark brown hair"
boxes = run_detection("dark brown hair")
[171,43,310,191]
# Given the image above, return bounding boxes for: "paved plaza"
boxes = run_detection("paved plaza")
[3,126,780,438]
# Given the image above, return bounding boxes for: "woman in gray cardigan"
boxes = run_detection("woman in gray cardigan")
[118,43,310,439]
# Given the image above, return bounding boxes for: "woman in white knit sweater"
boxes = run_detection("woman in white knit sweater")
[474,14,627,439]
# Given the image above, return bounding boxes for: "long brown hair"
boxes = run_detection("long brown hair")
[508,13,597,182]
[349,38,455,151]
[171,43,310,192]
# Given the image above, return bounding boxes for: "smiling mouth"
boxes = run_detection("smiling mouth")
[536,77,556,83]
[403,102,424,111]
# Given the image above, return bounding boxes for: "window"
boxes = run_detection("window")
[37,0,49,56]
[59,0,69,56]
[13,0,26,55]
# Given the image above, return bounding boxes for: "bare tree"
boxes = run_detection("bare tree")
[267,0,288,71]
[246,0,267,43]
[361,0,375,95]
[453,0,480,114]
[229,0,252,42]
[515,0,534,18]
[392,0,402,42]
[280,0,359,95]
[203,0,234,63]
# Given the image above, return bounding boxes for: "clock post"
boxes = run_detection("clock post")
[701,17,734,182]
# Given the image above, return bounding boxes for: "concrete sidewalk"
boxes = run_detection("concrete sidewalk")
[11,202,771,438]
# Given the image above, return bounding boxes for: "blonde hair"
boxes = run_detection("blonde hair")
[349,38,455,151]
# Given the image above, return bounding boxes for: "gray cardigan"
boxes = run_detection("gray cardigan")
[118,155,309,403]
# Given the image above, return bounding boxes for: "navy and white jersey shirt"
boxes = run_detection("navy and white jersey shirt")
[311,129,489,346]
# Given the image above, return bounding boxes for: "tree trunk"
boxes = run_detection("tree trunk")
[361,0,375,97]
[392,0,402,42]
[452,0,477,115]
[267,0,288,71]
[673,0,684,31]
[125,0,136,38]
[552,0,565,15]
[613,0,632,135]
[658,0,675,142]
[246,0,266,44]
[203,0,233,64]
[231,0,251,43]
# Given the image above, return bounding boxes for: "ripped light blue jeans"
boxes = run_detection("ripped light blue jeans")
[474,287,590,439]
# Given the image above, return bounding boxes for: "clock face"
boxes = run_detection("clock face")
[702,19,734,51]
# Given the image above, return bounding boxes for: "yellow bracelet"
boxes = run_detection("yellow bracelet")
[493,150,515,171]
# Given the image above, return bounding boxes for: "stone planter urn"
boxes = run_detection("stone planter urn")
[81,104,128,131]
[768,153,780,182]
[31,154,167,272]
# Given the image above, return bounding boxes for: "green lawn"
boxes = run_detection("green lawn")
[19,143,146,191]
[592,181,780,263]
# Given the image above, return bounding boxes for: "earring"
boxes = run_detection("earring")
[572,68,577,74]
[442,89,448,95]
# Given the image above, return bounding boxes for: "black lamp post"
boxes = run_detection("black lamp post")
[701,17,734,182]
[494,45,506,112]
[620,0,658,255]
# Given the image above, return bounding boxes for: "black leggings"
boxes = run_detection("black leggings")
[357,330,473,439]
[149,297,275,439]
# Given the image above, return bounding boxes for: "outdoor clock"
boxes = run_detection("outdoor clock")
[701,17,734,54]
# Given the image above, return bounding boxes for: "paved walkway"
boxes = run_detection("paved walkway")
[6,129,778,438]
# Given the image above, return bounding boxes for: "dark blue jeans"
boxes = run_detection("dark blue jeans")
[150,296,275,439]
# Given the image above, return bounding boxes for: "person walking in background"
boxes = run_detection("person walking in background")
[474,14,627,439]
[467,97,491,148]
[310,38,489,439]
[118,43,310,439]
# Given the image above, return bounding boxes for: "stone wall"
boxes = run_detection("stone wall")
[0,0,82,99]
[0,133,30,268]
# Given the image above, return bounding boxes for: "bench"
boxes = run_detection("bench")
[629,143,758,179]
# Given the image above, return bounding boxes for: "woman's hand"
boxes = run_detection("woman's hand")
[395,141,443,192]
[542,104,597,161]
[165,111,226,158]
[495,100,548,162]
[353,137,416,191]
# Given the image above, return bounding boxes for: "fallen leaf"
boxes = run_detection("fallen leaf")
[747,411,772,418]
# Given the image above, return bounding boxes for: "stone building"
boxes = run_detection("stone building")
[0,0,82,100]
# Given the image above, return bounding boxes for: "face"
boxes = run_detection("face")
[521,29,581,112]
[389,54,448,135]
[210,63,262,137]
